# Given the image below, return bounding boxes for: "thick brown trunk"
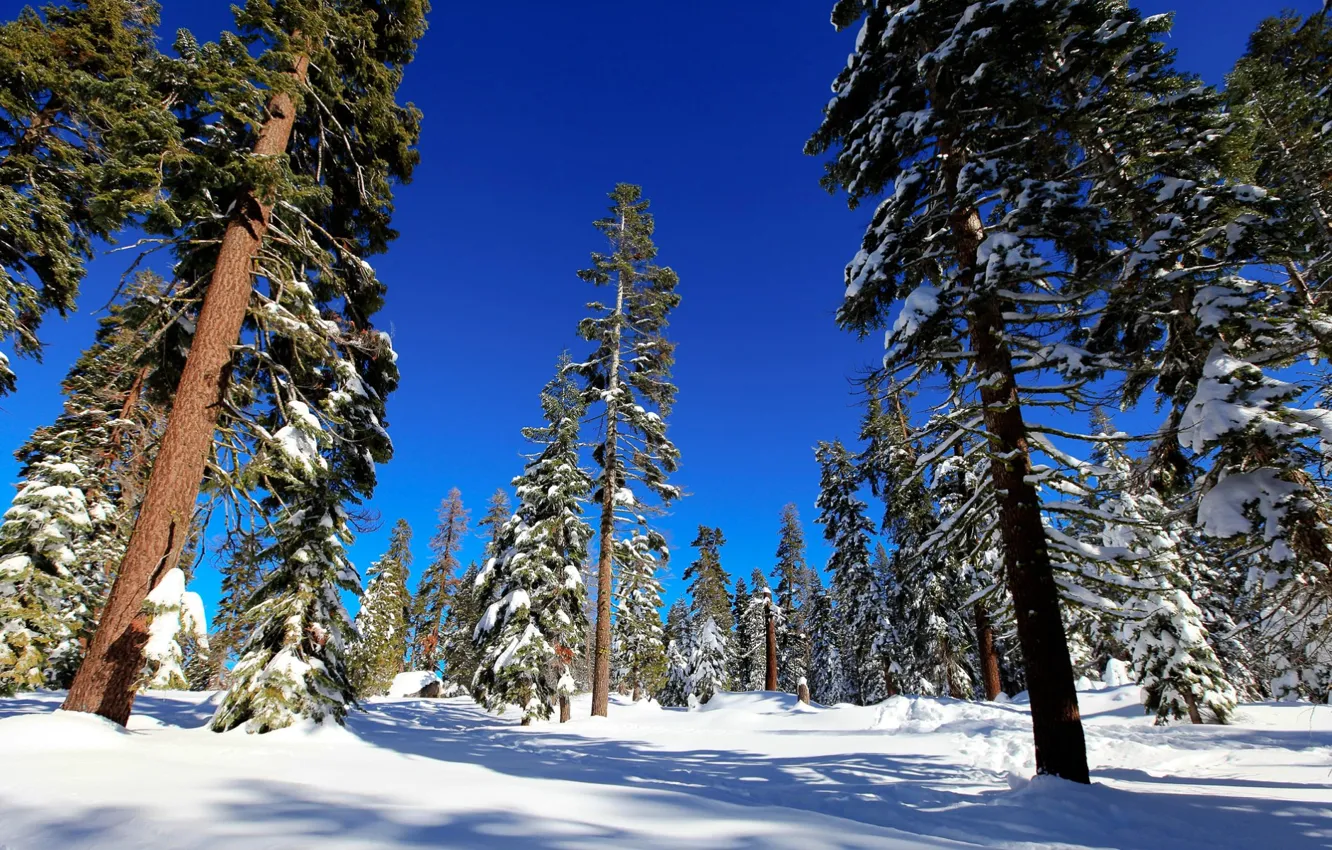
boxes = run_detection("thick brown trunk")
[797,679,810,705]
[947,178,1089,782]
[764,597,778,691]
[559,694,571,723]
[975,602,1002,701]
[62,55,311,726]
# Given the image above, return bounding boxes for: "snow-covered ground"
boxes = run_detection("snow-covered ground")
[1,684,1329,849]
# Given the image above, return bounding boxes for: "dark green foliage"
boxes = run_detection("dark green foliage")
[684,526,732,632]
[411,490,468,674]
[0,273,174,694]
[473,364,592,721]
[814,439,884,704]
[348,519,414,698]
[772,503,811,691]
[0,0,174,393]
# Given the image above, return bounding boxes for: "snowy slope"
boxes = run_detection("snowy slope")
[0,684,1329,849]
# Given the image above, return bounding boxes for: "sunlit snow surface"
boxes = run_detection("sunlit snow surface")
[1,683,1330,848]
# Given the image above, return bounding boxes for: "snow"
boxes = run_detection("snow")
[2,684,1330,849]
[387,671,441,698]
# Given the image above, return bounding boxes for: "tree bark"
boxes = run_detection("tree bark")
[559,694,571,723]
[591,226,627,718]
[61,53,311,726]
[975,601,1002,701]
[946,160,1089,783]
[882,658,898,697]
[764,596,778,691]
[797,678,810,705]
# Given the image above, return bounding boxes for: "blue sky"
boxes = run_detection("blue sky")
[0,0,1321,622]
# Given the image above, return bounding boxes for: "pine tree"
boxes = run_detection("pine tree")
[0,454,105,694]
[659,636,693,708]
[684,526,732,632]
[663,598,690,648]
[814,440,885,704]
[478,489,511,556]
[689,617,729,705]
[440,562,481,690]
[348,519,413,698]
[611,531,668,701]
[0,273,176,694]
[66,0,426,726]
[0,0,173,394]
[209,530,268,687]
[772,504,810,691]
[733,570,770,691]
[807,588,848,706]
[411,490,469,673]
[472,362,592,723]
[730,576,753,687]
[574,183,682,716]
[805,0,1252,781]
[1225,11,1332,299]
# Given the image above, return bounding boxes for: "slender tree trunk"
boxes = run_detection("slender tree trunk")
[764,598,778,691]
[975,602,1002,701]
[945,156,1089,783]
[62,54,311,726]
[1183,689,1203,725]
[591,226,627,718]
[882,659,898,697]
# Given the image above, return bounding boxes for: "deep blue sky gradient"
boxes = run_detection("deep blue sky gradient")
[0,0,1319,623]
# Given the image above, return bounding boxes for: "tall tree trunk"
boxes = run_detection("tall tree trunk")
[764,597,778,691]
[62,54,311,726]
[975,601,1002,701]
[946,160,1089,783]
[591,223,627,718]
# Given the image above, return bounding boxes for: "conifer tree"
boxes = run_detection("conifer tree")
[814,440,885,704]
[684,526,732,632]
[689,616,729,704]
[611,530,668,700]
[66,0,426,726]
[1225,11,1332,298]
[730,576,754,687]
[411,490,468,673]
[663,598,690,649]
[472,363,592,723]
[0,0,173,394]
[348,519,413,698]
[574,184,682,716]
[478,489,511,556]
[209,530,268,687]
[805,0,1254,781]
[440,562,481,690]
[772,504,811,691]
[659,634,693,708]
[0,273,176,694]
[807,588,848,705]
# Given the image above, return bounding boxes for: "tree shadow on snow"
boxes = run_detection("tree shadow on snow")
[345,698,1332,850]
[0,778,899,850]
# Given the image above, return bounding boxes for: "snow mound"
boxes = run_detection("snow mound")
[388,671,441,697]
[0,710,130,751]
[696,690,806,714]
